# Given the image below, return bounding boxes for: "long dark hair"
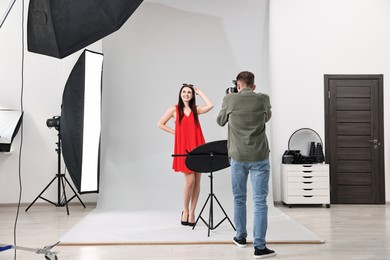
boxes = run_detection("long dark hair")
[177,84,200,126]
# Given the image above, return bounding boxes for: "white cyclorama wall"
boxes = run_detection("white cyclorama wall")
[0,0,101,204]
[269,0,390,201]
[99,0,270,210]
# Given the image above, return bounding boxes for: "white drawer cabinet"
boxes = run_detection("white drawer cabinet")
[281,164,330,208]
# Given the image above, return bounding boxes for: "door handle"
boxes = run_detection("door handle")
[369,139,379,145]
[369,139,381,149]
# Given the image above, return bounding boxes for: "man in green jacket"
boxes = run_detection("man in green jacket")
[217,71,275,259]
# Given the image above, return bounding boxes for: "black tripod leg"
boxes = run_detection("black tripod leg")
[213,194,236,231]
[25,176,57,212]
[208,195,214,237]
[64,176,86,208]
[192,194,211,230]
[58,175,69,215]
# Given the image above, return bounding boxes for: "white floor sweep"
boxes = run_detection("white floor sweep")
[59,206,324,245]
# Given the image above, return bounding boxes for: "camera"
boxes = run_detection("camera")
[46,116,61,130]
[225,80,238,94]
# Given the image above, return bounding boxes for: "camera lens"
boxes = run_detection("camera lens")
[226,87,238,94]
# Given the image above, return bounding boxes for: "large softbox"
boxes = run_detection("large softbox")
[27,0,143,58]
[60,49,103,194]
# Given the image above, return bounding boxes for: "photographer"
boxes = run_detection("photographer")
[216,71,275,259]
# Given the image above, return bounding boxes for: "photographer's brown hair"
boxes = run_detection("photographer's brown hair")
[236,71,255,87]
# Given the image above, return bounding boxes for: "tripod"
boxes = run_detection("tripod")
[181,140,236,237]
[192,160,236,237]
[25,131,85,215]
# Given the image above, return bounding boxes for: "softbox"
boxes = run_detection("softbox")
[27,0,143,58]
[0,109,23,152]
[60,49,103,194]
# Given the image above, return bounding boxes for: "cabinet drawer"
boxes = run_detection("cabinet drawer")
[287,171,328,177]
[288,188,329,196]
[287,181,329,189]
[284,195,330,204]
[281,164,329,172]
[287,176,329,183]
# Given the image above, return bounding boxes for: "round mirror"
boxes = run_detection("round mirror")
[288,128,322,156]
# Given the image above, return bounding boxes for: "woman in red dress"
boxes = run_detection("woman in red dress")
[158,84,213,226]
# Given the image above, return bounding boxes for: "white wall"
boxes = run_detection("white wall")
[269,0,390,201]
[0,0,100,204]
[98,0,270,211]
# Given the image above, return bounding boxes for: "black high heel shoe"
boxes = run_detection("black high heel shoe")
[181,211,189,226]
[188,214,195,227]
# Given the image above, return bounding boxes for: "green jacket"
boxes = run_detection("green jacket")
[216,87,272,162]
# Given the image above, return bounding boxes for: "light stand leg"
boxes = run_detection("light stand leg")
[208,172,214,237]
[60,173,69,215]
[0,242,59,260]
[25,176,58,211]
[208,195,213,237]
[192,172,235,236]
[25,132,85,215]
[212,194,235,231]
[63,175,86,208]
[193,194,211,228]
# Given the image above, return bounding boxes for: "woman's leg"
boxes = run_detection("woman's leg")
[183,172,196,222]
[189,172,201,223]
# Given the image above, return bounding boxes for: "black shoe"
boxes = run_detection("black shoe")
[233,237,247,248]
[187,221,195,227]
[254,247,276,259]
[188,214,195,227]
[181,212,188,226]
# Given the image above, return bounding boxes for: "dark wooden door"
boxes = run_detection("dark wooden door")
[324,75,385,204]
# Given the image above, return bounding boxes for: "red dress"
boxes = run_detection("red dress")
[173,105,205,173]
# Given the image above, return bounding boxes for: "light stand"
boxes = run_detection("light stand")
[25,127,85,215]
[0,241,59,260]
[175,140,235,237]
[192,157,236,237]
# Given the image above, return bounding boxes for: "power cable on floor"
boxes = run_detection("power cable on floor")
[13,0,25,259]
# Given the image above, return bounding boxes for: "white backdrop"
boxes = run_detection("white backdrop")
[97,0,271,211]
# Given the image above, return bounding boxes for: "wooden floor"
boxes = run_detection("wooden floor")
[1,203,389,259]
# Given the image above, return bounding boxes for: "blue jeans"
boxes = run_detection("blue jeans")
[231,158,270,249]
